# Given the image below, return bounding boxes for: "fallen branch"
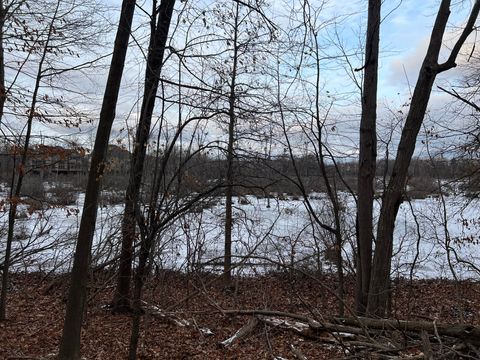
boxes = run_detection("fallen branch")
[223,309,371,336]
[290,344,308,360]
[142,302,214,336]
[222,310,398,353]
[420,330,433,360]
[258,315,397,352]
[221,309,480,356]
[335,317,480,345]
[220,316,259,347]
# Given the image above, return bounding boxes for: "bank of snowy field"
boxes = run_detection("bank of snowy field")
[1,191,479,279]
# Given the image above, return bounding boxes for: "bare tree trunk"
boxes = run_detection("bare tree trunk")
[313,33,345,316]
[367,0,480,317]
[111,0,176,313]
[128,231,155,360]
[0,0,6,126]
[224,2,240,289]
[356,0,380,315]
[316,140,345,316]
[57,1,136,358]
[0,201,13,321]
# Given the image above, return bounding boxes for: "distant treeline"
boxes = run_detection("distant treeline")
[138,151,480,198]
[3,144,478,199]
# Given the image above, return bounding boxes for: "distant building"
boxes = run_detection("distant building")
[0,143,132,182]
[27,145,89,177]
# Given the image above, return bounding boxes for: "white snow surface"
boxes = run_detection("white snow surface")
[1,190,479,280]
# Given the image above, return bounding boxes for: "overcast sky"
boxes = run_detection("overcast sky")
[28,0,478,157]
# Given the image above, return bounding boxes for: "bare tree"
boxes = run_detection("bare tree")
[204,0,275,288]
[259,0,356,316]
[58,0,136,358]
[356,0,380,315]
[111,0,176,313]
[1,0,103,321]
[0,0,7,124]
[127,118,221,359]
[367,0,480,316]
[223,1,240,289]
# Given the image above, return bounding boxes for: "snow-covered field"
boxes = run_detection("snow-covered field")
[1,190,479,280]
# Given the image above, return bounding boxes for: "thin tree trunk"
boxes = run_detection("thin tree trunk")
[0,194,16,320]
[0,159,16,320]
[111,0,176,313]
[356,0,380,315]
[57,1,136,358]
[224,2,239,289]
[312,27,345,316]
[367,0,480,317]
[127,230,155,360]
[0,0,6,127]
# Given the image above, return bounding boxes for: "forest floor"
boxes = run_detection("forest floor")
[1,271,480,359]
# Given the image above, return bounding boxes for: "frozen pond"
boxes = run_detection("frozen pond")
[1,191,479,280]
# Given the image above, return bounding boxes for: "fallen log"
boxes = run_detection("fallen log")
[221,309,480,355]
[222,309,368,336]
[229,309,480,344]
[335,317,480,345]
[222,310,399,353]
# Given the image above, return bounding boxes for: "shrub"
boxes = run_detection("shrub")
[238,196,250,205]
[48,183,78,206]
[99,191,125,206]
[406,175,439,199]
[21,177,45,200]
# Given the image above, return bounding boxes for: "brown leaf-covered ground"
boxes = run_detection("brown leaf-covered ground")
[1,271,479,359]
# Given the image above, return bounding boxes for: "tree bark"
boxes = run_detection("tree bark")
[356,0,380,315]
[111,0,176,313]
[57,1,136,358]
[127,230,155,360]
